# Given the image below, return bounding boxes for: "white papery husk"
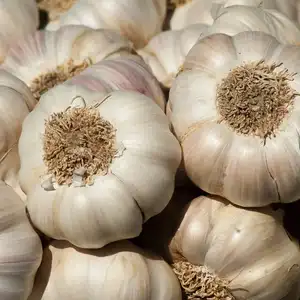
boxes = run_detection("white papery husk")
[28,240,182,300]
[18,84,181,249]
[45,0,167,49]
[65,54,166,111]
[168,30,300,207]
[170,0,300,30]
[0,180,43,300]
[0,0,38,63]
[140,5,300,89]
[169,195,300,300]
[0,70,36,201]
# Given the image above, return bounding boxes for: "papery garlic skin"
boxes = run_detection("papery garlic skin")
[19,85,181,249]
[0,0,38,63]
[0,70,37,201]
[169,195,300,300]
[169,31,300,207]
[0,180,43,300]
[138,24,209,89]
[45,0,167,49]
[1,25,134,88]
[29,240,182,300]
[66,54,166,110]
[170,0,300,30]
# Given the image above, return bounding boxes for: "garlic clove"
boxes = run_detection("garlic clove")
[184,33,238,78]
[169,71,218,137]
[170,0,215,30]
[182,122,233,195]
[232,30,281,63]
[263,125,300,204]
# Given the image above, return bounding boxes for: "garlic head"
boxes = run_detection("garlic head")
[169,31,300,206]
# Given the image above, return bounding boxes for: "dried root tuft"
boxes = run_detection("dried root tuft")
[216,60,298,140]
[172,261,235,300]
[30,58,91,101]
[43,106,117,186]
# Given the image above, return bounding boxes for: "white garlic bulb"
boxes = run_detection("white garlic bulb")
[138,24,209,88]
[169,31,300,207]
[0,0,38,63]
[0,180,43,300]
[168,195,300,300]
[1,25,134,102]
[45,0,167,49]
[66,54,166,111]
[170,0,300,30]
[18,84,181,248]
[0,70,36,200]
[29,240,182,300]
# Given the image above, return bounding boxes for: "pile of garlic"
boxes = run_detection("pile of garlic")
[1,0,300,299]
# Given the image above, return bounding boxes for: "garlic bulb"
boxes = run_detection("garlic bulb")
[170,0,300,30]
[1,25,134,102]
[0,180,43,300]
[168,195,300,300]
[45,0,167,49]
[138,24,209,88]
[140,5,300,89]
[18,85,181,249]
[0,70,36,200]
[29,240,182,300]
[169,31,300,207]
[0,0,38,63]
[66,54,166,111]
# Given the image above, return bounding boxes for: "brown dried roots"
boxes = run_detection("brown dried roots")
[172,261,235,300]
[216,60,298,140]
[43,106,117,185]
[30,58,91,101]
[37,0,76,20]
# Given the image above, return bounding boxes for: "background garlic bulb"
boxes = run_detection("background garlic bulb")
[29,240,182,300]
[169,31,300,207]
[138,193,300,300]
[1,26,134,102]
[66,54,166,111]
[0,70,36,200]
[137,24,209,88]
[0,180,43,300]
[0,0,38,63]
[170,0,300,30]
[45,0,167,49]
[169,195,300,300]
[18,85,181,248]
